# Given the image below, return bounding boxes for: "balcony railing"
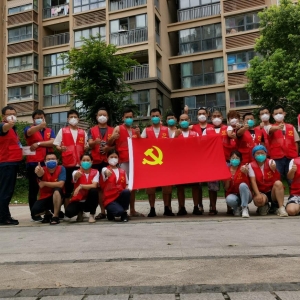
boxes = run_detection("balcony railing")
[110,27,148,46]
[8,33,38,43]
[124,64,149,81]
[8,63,38,73]
[44,94,70,107]
[110,0,146,11]
[43,32,70,48]
[8,93,38,102]
[178,2,220,22]
[43,4,69,19]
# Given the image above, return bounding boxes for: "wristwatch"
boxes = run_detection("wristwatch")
[37,142,41,146]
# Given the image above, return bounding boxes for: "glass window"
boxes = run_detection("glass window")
[73,0,106,13]
[227,50,255,71]
[130,90,150,117]
[8,3,36,15]
[226,12,259,34]
[8,54,37,72]
[229,89,252,108]
[43,83,69,107]
[74,26,106,47]
[8,24,37,43]
[8,84,37,102]
[136,14,146,28]
[44,52,69,77]
[45,112,67,134]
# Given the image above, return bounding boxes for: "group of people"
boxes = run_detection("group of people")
[0,103,299,226]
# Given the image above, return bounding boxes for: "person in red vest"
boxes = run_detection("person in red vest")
[236,113,264,164]
[257,107,272,155]
[24,109,55,222]
[65,153,99,223]
[224,150,252,218]
[286,158,300,215]
[226,110,240,156]
[173,113,201,216]
[0,106,23,226]
[141,108,174,217]
[53,110,88,209]
[166,111,177,136]
[108,108,143,217]
[31,153,66,225]
[266,105,299,184]
[100,149,130,222]
[88,107,114,220]
[249,145,288,217]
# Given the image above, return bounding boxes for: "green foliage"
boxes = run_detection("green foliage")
[61,36,139,125]
[246,0,300,125]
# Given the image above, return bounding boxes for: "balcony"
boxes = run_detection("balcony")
[43,32,70,48]
[182,73,224,89]
[44,94,70,107]
[43,4,69,19]
[177,2,221,22]
[110,27,148,46]
[110,0,146,11]
[124,64,149,81]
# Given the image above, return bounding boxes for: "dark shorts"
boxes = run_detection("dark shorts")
[65,167,79,198]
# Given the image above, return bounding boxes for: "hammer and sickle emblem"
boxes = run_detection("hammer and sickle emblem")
[142,146,163,166]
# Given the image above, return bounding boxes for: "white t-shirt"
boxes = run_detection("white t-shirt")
[264,124,300,142]
[289,159,296,171]
[101,167,129,184]
[171,131,199,138]
[141,127,172,138]
[248,160,276,177]
[53,128,88,146]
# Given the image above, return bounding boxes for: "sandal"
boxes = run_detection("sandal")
[50,217,60,225]
[209,209,218,215]
[130,211,145,217]
[199,205,204,213]
[95,213,106,220]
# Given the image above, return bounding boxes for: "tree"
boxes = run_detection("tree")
[246,0,300,125]
[61,36,139,125]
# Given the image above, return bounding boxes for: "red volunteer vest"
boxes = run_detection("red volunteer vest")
[177,130,198,138]
[290,157,300,196]
[61,127,85,167]
[255,125,270,155]
[191,123,213,136]
[269,124,298,159]
[90,125,114,164]
[237,128,263,163]
[0,124,23,163]
[38,166,62,200]
[225,166,250,196]
[145,126,169,139]
[250,159,281,193]
[115,124,138,164]
[100,167,127,207]
[70,168,98,202]
[25,127,53,163]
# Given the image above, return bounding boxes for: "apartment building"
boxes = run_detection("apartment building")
[1,0,278,127]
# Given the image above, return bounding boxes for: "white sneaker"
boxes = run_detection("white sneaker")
[234,207,241,216]
[258,204,269,216]
[277,206,288,217]
[242,207,249,218]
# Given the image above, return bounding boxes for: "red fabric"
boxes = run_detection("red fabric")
[61,127,85,167]
[290,157,300,196]
[0,124,23,163]
[90,126,113,164]
[70,168,98,202]
[25,127,53,163]
[191,123,213,136]
[177,130,198,138]
[255,125,270,155]
[100,167,127,207]
[115,124,138,164]
[269,123,298,159]
[225,166,250,196]
[250,159,281,193]
[39,166,62,200]
[146,126,169,139]
[128,135,231,190]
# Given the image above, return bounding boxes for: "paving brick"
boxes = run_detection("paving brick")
[0,290,20,297]
[275,291,300,300]
[181,293,224,300]
[132,295,175,300]
[17,289,42,297]
[228,292,276,300]
[0,298,37,300]
[40,297,84,300]
[85,295,129,300]
[108,286,130,295]
[85,287,108,295]
[177,285,201,294]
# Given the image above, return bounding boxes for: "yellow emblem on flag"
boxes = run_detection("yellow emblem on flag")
[142,146,163,166]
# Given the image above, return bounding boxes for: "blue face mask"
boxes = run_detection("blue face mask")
[151,116,160,125]
[167,119,176,126]
[180,121,189,129]
[255,154,267,163]
[230,158,240,167]
[35,119,43,125]
[46,160,57,169]
[247,119,255,127]
[124,118,133,126]
[81,161,92,170]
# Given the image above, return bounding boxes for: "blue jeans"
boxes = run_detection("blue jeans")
[106,190,130,217]
[274,157,291,185]
[226,183,252,210]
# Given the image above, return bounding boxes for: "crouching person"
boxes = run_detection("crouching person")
[31,153,65,225]
[100,150,130,222]
[65,154,99,223]
[286,158,300,216]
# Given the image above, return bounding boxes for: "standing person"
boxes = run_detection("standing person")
[257,107,272,154]
[0,106,23,226]
[65,154,99,223]
[24,109,55,222]
[141,108,174,217]
[53,110,88,209]
[249,145,288,217]
[88,108,114,220]
[108,108,143,217]
[286,157,300,216]
[166,112,177,136]
[226,110,240,156]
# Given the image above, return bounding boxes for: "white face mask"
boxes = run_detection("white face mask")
[108,158,118,166]
[198,115,206,122]
[230,118,238,126]
[6,115,17,123]
[274,113,284,122]
[97,116,108,124]
[260,114,270,122]
[68,118,79,126]
[212,117,222,126]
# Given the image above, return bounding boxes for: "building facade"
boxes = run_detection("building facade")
[1,0,278,126]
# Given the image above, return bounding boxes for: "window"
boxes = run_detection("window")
[74,0,106,13]
[8,2,38,15]
[179,23,222,55]
[155,17,160,44]
[226,12,259,34]
[128,90,150,117]
[43,0,69,19]
[44,53,69,77]
[8,54,38,73]
[110,14,147,33]
[181,58,224,88]
[110,0,146,11]
[227,50,255,71]
[44,83,69,107]
[74,26,106,47]
[8,84,38,102]
[179,0,220,9]
[8,24,38,43]
[229,89,252,108]
[45,112,68,134]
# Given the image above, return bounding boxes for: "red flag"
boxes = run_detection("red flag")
[128,135,231,190]
[298,114,300,132]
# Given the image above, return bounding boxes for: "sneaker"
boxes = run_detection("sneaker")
[148,207,157,217]
[258,204,269,216]
[31,216,43,222]
[233,207,242,217]
[177,207,187,216]
[242,207,249,218]
[163,207,175,216]
[0,218,19,226]
[76,211,84,222]
[193,206,202,215]
[277,206,288,217]
[121,212,129,222]
[269,202,279,214]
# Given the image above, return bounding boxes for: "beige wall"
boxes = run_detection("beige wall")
[0,3,5,110]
